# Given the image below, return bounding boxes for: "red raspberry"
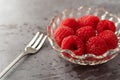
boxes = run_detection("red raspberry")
[97,20,116,33]
[61,35,84,56]
[60,18,79,31]
[77,15,99,29]
[86,36,108,56]
[54,27,74,46]
[76,26,96,43]
[99,30,118,49]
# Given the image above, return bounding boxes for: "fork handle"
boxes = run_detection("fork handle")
[0,52,26,79]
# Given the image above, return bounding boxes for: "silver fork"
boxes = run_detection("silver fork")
[0,32,47,79]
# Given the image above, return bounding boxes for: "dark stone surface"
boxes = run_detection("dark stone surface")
[0,0,120,80]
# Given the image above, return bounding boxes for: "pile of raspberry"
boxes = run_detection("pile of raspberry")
[54,15,118,57]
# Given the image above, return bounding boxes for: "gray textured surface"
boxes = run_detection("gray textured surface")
[0,0,120,80]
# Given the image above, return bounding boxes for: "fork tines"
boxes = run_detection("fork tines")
[26,32,47,50]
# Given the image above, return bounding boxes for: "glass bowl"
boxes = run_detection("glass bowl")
[47,6,120,65]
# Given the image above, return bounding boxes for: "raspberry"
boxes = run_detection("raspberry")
[60,18,79,31]
[97,20,116,33]
[99,30,118,49]
[54,27,74,46]
[86,36,108,56]
[77,15,99,29]
[61,35,84,56]
[76,26,96,43]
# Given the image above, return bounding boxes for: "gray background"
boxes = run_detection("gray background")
[0,0,120,80]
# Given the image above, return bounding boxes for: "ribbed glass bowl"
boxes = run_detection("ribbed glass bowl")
[47,6,120,65]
